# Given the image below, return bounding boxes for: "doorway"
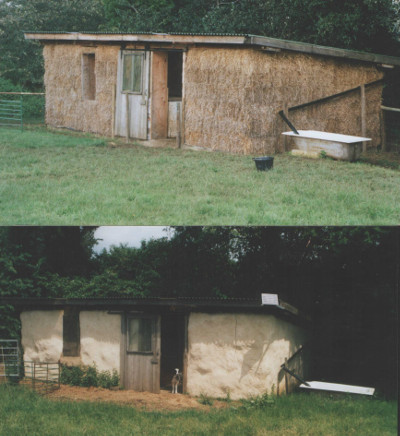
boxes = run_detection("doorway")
[122,314,161,393]
[151,51,183,139]
[115,50,150,139]
[160,313,185,391]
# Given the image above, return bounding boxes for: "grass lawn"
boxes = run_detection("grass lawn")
[0,385,397,436]
[0,126,399,225]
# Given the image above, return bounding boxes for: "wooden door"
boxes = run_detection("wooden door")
[123,314,161,393]
[115,50,149,139]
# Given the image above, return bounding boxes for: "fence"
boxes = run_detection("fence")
[0,98,23,130]
[23,361,61,393]
[0,339,20,380]
[0,92,45,128]
[381,106,400,152]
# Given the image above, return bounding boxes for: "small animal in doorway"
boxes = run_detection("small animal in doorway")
[171,368,182,394]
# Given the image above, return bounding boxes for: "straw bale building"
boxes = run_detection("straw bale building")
[7,296,309,399]
[25,32,400,154]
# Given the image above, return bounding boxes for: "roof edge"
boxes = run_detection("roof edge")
[0,296,311,323]
[23,31,400,66]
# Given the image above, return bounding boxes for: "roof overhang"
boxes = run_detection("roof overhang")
[24,32,400,67]
[0,296,311,325]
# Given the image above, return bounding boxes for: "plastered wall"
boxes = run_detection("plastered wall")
[80,311,121,373]
[20,310,121,373]
[21,310,63,362]
[186,313,307,400]
[184,47,383,154]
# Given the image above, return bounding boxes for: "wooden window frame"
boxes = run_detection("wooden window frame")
[121,52,145,95]
[126,315,156,355]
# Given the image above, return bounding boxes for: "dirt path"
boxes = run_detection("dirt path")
[45,384,231,412]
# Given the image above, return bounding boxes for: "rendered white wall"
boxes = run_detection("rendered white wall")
[21,310,63,362]
[79,311,121,373]
[186,313,306,400]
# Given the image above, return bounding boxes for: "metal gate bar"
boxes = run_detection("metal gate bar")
[0,339,19,378]
[0,98,23,130]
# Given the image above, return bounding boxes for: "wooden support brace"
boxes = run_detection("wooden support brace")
[360,84,367,152]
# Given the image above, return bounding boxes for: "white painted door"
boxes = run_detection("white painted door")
[115,50,149,139]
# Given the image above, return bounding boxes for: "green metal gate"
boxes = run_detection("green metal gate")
[0,97,23,130]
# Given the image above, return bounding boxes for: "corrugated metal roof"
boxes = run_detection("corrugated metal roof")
[23,31,400,66]
[24,31,249,36]
[0,296,311,323]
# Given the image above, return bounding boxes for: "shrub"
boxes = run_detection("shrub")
[198,393,214,406]
[241,392,275,409]
[60,364,119,389]
[81,365,98,387]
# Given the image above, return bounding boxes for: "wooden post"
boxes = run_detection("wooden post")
[120,314,126,389]
[360,84,367,152]
[284,358,288,394]
[125,93,130,143]
[283,103,289,152]
[182,315,189,394]
[111,84,116,139]
[176,102,181,148]
[380,108,387,151]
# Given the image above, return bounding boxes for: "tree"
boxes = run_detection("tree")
[0,227,98,338]
[0,0,106,89]
[101,0,399,54]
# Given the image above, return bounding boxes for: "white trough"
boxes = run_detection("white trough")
[282,130,371,161]
[299,381,375,396]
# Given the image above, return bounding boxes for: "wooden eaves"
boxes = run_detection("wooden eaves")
[0,296,311,325]
[23,32,400,67]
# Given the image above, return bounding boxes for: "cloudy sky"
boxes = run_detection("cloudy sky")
[94,226,171,253]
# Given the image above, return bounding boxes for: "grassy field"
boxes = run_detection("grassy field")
[0,385,397,436]
[0,126,399,225]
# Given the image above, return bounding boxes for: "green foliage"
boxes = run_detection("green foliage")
[101,0,399,54]
[0,0,106,89]
[60,365,85,386]
[241,392,275,409]
[60,364,119,389]
[198,393,214,406]
[0,78,44,122]
[0,386,397,436]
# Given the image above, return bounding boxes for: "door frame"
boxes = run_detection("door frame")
[120,312,161,392]
[115,49,150,140]
[120,311,189,393]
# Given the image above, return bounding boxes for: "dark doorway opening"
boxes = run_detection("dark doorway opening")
[167,51,183,99]
[160,313,185,390]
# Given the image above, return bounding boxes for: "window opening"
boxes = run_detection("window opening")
[127,317,153,352]
[123,53,143,93]
[82,53,96,100]
[63,309,80,357]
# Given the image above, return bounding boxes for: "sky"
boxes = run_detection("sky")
[94,226,171,253]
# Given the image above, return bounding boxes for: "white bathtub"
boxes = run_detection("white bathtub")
[282,130,371,161]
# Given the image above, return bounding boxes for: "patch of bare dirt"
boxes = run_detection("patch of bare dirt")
[45,384,231,412]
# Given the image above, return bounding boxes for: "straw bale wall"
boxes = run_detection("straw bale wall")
[184,47,384,154]
[186,313,307,400]
[43,44,119,136]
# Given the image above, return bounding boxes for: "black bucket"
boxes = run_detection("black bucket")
[253,156,274,171]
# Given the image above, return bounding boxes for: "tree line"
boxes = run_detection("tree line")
[0,0,399,92]
[0,226,397,397]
